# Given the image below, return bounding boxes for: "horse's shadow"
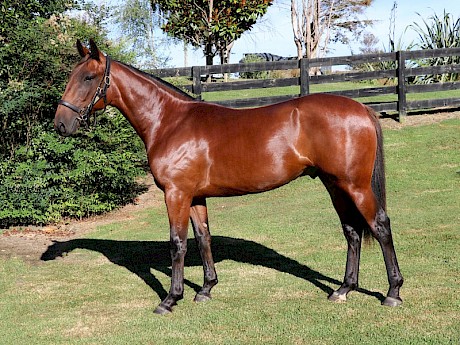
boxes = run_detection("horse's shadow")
[40,236,385,302]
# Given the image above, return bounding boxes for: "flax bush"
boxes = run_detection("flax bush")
[409,10,460,83]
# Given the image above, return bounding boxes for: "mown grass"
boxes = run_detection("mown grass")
[0,118,459,344]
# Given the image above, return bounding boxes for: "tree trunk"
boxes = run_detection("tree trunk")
[205,42,214,82]
[183,42,188,67]
[219,41,234,82]
[205,0,214,82]
[291,0,304,59]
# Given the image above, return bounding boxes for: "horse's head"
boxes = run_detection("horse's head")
[54,39,111,136]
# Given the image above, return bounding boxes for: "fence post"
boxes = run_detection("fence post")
[192,66,202,100]
[300,58,310,96]
[397,50,407,121]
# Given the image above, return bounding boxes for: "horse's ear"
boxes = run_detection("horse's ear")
[76,39,89,58]
[89,38,101,61]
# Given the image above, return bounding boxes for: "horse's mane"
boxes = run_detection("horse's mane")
[118,61,196,101]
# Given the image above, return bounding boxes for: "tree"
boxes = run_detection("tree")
[353,2,412,86]
[358,32,380,54]
[291,0,373,61]
[114,0,170,69]
[150,0,273,66]
[0,0,73,37]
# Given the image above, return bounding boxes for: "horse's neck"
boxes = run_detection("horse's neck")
[109,61,191,146]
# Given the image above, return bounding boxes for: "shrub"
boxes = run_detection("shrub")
[0,112,147,227]
[239,54,270,79]
[0,3,147,228]
[409,11,460,83]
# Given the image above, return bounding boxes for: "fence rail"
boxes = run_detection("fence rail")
[153,47,460,120]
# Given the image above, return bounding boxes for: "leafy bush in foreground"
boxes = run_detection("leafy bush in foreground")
[0,2,146,227]
[0,112,147,227]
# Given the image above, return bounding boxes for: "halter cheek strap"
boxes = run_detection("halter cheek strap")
[58,55,111,126]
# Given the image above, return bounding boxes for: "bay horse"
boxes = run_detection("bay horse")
[54,39,403,314]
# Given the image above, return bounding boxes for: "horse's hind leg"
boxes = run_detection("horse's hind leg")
[190,197,218,302]
[340,183,404,306]
[322,181,366,302]
[368,207,404,306]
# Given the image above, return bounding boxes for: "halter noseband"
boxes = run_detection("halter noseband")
[58,55,111,126]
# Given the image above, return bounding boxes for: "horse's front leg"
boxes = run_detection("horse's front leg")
[154,189,192,315]
[190,197,218,302]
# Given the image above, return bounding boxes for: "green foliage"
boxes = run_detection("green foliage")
[151,0,273,64]
[410,10,460,50]
[354,35,414,86]
[355,6,460,85]
[0,2,146,227]
[239,54,270,79]
[113,0,169,69]
[409,11,460,83]
[0,0,75,37]
[0,112,146,227]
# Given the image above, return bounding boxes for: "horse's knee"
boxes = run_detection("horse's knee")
[170,234,187,260]
[342,224,362,245]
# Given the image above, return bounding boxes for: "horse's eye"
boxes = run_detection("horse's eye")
[84,75,96,81]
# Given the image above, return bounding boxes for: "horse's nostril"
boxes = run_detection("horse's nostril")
[57,122,66,135]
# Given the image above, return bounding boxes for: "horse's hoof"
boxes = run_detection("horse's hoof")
[382,296,403,307]
[328,291,347,303]
[194,293,211,303]
[154,305,172,315]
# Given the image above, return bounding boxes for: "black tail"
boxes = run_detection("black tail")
[368,108,387,211]
[368,107,387,212]
[364,107,387,240]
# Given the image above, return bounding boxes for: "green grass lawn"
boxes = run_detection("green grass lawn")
[0,118,459,344]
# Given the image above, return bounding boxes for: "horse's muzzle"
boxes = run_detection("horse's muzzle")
[54,118,80,137]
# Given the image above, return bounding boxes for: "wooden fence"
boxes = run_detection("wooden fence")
[153,47,460,120]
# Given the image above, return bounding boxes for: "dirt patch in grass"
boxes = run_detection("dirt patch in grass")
[0,177,162,264]
[1,110,459,264]
[380,109,460,129]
